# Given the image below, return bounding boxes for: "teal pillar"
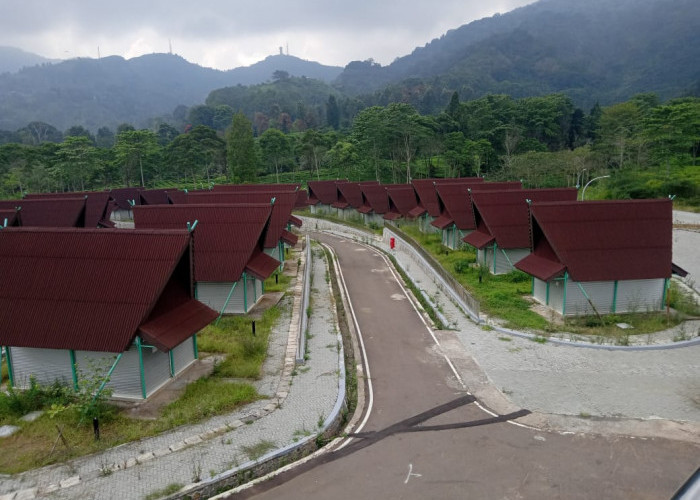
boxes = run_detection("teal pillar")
[193,334,199,359]
[546,281,550,305]
[136,337,147,399]
[69,350,79,391]
[4,346,14,387]
[612,280,619,313]
[492,243,497,274]
[243,272,248,312]
[562,272,569,316]
[169,350,175,377]
[661,278,670,309]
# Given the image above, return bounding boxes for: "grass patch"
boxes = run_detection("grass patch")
[263,271,291,293]
[667,281,700,316]
[144,483,184,500]
[0,377,259,474]
[241,439,276,461]
[400,225,548,331]
[198,307,281,379]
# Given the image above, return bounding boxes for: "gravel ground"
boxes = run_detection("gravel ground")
[385,237,700,424]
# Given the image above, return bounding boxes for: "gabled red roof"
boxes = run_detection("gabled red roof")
[133,204,279,282]
[139,189,170,205]
[23,191,112,228]
[0,227,216,353]
[410,178,484,218]
[0,209,19,227]
[295,189,309,208]
[213,183,300,193]
[0,198,87,227]
[184,191,300,249]
[384,185,418,220]
[110,187,142,210]
[515,199,673,282]
[307,180,347,205]
[166,190,187,204]
[336,181,378,210]
[465,188,577,249]
[432,181,523,231]
[359,183,390,214]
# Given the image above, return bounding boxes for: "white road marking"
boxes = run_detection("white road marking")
[405,463,422,484]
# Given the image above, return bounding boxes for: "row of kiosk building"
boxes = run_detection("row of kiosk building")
[0,178,685,400]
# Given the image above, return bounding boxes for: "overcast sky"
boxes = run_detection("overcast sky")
[0,0,535,70]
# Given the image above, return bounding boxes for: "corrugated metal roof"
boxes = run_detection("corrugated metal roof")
[359,184,390,214]
[523,199,673,282]
[384,185,418,220]
[133,204,278,282]
[0,198,87,227]
[0,227,209,353]
[469,188,577,249]
[295,189,309,208]
[0,209,19,227]
[110,187,142,210]
[336,181,378,209]
[213,183,300,192]
[184,191,299,249]
[433,182,523,231]
[139,189,170,205]
[307,180,347,205]
[23,191,112,228]
[411,178,484,217]
[246,251,281,281]
[166,190,187,204]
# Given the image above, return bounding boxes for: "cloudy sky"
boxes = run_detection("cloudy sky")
[0,0,535,70]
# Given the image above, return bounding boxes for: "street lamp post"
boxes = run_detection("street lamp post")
[581,175,610,200]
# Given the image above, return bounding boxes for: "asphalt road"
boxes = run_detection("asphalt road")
[230,233,699,500]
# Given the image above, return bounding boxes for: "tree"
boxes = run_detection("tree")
[156,123,180,146]
[113,129,159,187]
[167,125,225,187]
[326,141,359,180]
[18,122,62,145]
[64,125,95,144]
[95,127,115,148]
[226,112,258,182]
[326,95,340,130]
[56,136,98,191]
[259,128,290,183]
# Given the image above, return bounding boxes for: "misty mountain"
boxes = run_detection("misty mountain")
[336,0,700,109]
[0,46,59,74]
[0,52,342,131]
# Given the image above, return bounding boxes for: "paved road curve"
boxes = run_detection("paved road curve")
[231,233,699,500]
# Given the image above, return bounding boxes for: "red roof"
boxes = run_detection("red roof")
[359,183,390,214]
[133,204,279,282]
[213,183,300,193]
[139,189,171,205]
[0,198,87,227]
[515,199,673,282]
[335,181,378,209]
[166,190,187,204]
[295,189,309,208]
[184,191,300,249]
[307,180,347,205]
[110,187,142,210]
[465,188,577,249]
[0,227,216,352]
[410,178,484,217]
[23,191,112,228]
[0,209,19,227]
[384,185,418,220]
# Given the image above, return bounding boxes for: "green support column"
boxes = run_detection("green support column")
[4,347,14,387]
[562,272,569,316]
[193,334,199,359]
[69,350,79,391]
[661,278,670,309]
[169,351,175,377]
[546,281,550,305]
[254,277,258,303]
[136,337,147,399]
[243,272,248,312]
[492,243,498,274]
[612,280,619,313]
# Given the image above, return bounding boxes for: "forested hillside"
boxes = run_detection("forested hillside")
[0,53,342,131]
[336,0,700,111]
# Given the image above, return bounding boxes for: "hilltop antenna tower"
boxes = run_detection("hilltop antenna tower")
[169,39,173,55]
[97,46,100,59]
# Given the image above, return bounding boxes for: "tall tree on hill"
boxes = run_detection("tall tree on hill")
[113,129,159,187]
[226,112,258,182]
[259,128,290,183]
[326,95,340,130]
